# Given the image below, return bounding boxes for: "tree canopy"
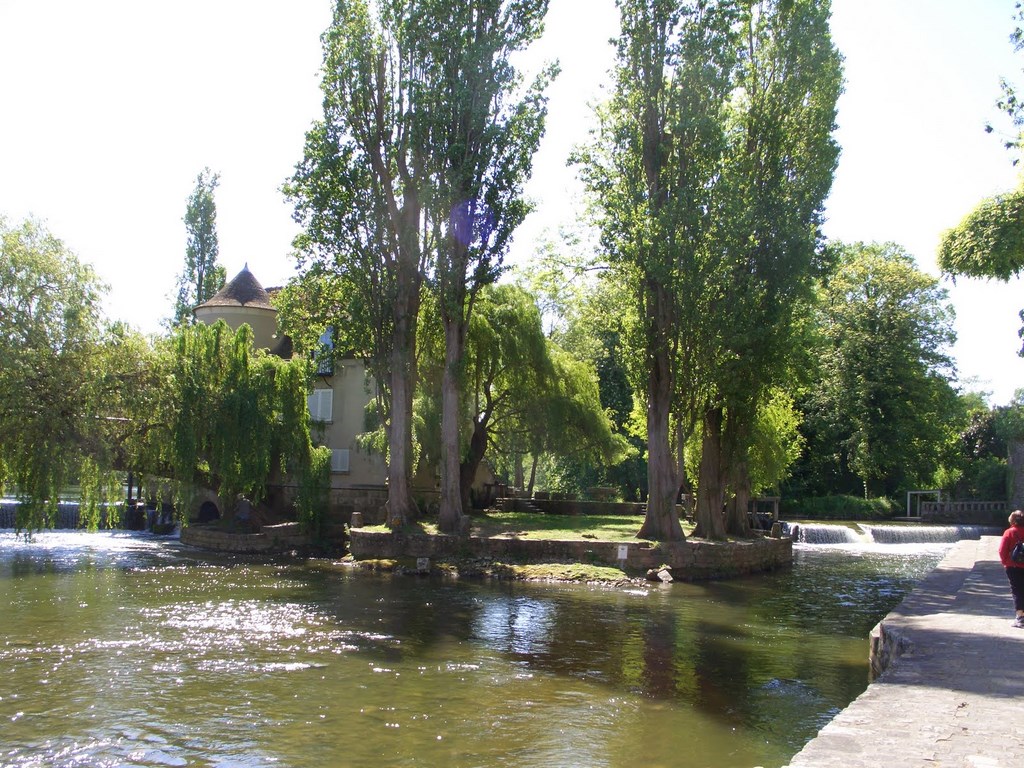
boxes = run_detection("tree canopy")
[579,0,840,540]
[288,0,553,532]
[173,168,225,327]
[797,242,959,498]
[0,217,121,529]
[939,5,1024,354]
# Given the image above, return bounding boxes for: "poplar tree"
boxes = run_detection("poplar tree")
[173,168,225,327]
[287,0,433,528]
[288,0,553,531]
[581,0,840,540]
[578,0,739,540]
[696,0,841,538]
[427,0,554,533]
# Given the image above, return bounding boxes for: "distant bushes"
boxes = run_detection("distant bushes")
[780,495,899,520]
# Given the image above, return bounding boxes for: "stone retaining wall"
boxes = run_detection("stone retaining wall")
[180,522,308,554]
[349,529,792,580]
[920,500,1007,525]
[274,484,390,527]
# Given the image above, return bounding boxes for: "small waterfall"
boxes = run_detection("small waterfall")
[0,501,115,529]
[791,523,867,545]
[863,524,994,544]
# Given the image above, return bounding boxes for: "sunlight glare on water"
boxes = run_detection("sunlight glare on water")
[0,530,949,768]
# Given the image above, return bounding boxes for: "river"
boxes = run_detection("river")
[0,529,953,768]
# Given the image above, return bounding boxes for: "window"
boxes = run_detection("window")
[315,328,334,376]
[331,448,350,473]
[307,388,333,423]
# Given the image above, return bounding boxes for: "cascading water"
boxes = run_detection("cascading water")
[861,524,996,544]
[782,521,1000,546]
[0,500,103,529]
[788,523,868,545]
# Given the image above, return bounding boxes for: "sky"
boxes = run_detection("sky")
[1,0,1023,405]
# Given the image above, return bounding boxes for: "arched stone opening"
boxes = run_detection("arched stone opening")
[197,500,220,523]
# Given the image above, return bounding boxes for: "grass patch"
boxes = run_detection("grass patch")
[501,561,634,582]
[362,511,695,543]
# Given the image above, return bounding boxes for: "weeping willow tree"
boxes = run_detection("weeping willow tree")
[160,320,319,522]
[0,217,127,531]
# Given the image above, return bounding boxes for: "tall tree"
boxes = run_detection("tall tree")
[579,0,739,541]
[286,0,435,528]
[801,242,959,498]
[426,0,554,533]
[0,217,120,530]
[695,0,841,538]
[173,168,225,326]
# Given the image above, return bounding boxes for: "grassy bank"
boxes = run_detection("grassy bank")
[351,511,701,584]
[363,510,696,543]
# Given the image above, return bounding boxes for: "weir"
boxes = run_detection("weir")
[0,500,89,529]
[787,522,999,546]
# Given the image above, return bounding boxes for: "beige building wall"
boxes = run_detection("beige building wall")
[195,266,388,496]
[194,304,278,350]
[309,358,388,489]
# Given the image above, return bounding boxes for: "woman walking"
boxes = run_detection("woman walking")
[998,509,1024,628]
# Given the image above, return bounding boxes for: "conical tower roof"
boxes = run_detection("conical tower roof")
[195,264,273,310]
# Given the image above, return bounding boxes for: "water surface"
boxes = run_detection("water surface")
[0,531,949,768]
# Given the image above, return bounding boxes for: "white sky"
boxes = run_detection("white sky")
[1,0,1023,405]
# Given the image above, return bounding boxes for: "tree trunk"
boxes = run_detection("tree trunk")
[694,407,727,540]
[459,418,488,512]
[385,277,420,529]
[526,455,538,497]
[438,318,467,534]
[637,325,684,541]
[1009,440,1024,511]
[725,456,751,537]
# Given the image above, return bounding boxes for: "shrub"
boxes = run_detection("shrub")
[780,495,899,520]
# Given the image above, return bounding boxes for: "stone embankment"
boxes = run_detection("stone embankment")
[179,522,309,553]
[348,529,792,580]
[785,536,1024,768]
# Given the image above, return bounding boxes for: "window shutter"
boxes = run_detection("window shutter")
[331,448,350,473]
[307,389,333,422]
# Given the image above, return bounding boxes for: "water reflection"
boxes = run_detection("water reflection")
[0,532,948,768]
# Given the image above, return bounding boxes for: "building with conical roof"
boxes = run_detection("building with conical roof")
[191,265,390,529]
[194,264,278,350]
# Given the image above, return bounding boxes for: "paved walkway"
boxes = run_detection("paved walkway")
[785,536,1024,768]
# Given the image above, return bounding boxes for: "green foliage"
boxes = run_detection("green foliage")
[576,0,841,540]
[938,184,1024,283]
[413,283,626,504]
[995,391,1024,441]
[794,242,960,498]
[421,0,555,530]
[747,388,805,495]
[959,456,1008,501]
[987,1,1024,160]
[162,320,314,519]
[285,0,438,526]
[780,495,899,521]
[76,457,124,530]
[296,446,332,539]
[942,3,1024,351]
[0,216,116,530]
[173,168,225,327]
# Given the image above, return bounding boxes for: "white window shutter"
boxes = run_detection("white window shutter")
[307,389,334,422]
[331,448,350,473]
